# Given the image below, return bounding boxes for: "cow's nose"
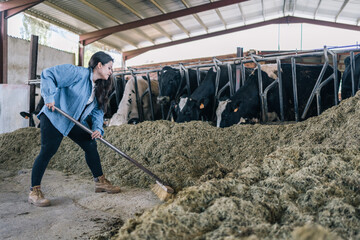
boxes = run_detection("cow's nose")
[157,96,170,104]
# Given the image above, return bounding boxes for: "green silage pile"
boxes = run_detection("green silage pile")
[1,92,359,239]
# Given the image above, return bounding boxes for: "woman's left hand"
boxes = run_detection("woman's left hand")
[91,130,102,139]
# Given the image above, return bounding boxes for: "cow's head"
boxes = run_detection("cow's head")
[216,73,262,127]
[216,98,261,128]
[216,67,284,127]
[175,97,210,123]
[157,66,181,104]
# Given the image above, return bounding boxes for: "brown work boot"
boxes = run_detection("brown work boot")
[95,175,121,194]
[28,186,51,207]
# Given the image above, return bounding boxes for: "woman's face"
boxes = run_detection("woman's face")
[96,61,113,80]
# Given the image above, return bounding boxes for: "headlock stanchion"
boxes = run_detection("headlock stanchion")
[291,57,299,122]
[110,44,360,124]
[301,46,330,119]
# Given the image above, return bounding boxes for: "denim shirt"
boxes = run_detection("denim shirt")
[38,64,104,136]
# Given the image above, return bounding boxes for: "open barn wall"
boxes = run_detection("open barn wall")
[123,53,239,70]
[124,50,349,73]
[8,36,75,85]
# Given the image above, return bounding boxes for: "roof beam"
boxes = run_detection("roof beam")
[292,0,296,16]
[116,0,172,40]
[25,10,121,51]
[44,2,98,29]
[215,8,227,28]
[78,0,119,24]
[78,0,155,44]
[123,16,360,60]
[282,0,286,16]
[0,0,44,84]
[150,0,190,36]
[209,0,227,28]
[335,0,349,22]
[181,0,208,33]
[238,3,246,23]
[80,0,249,45]
[0,0,44,18]
[0,0,42,11]
[314,0,322,19]
[26,9,81,34]
[284,0,296,16]
[44,1,137,48]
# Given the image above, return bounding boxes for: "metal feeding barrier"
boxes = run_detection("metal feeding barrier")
[112,68,162,122]
[111,44,360,124]
[231,45,360,122]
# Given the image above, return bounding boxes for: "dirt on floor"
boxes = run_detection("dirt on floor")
[0,168,161,240]
[1,93,360,239]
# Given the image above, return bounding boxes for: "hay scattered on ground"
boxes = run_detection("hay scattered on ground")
[1,93,360,239]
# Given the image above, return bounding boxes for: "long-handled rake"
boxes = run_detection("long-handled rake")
[54,106,174,201]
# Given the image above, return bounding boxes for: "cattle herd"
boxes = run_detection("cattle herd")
[21,51,360,129]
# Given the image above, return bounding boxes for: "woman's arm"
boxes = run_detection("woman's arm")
[89,105,105,136]
[41,64,83,105]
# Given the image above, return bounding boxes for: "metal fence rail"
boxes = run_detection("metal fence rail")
[110,44,360,124]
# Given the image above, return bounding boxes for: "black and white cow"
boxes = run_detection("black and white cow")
[109,76,160,126]
[216,63,341,128]
[341,53,360,100]
[157,66,205,120]
[175,65,235,123]
[20,97,44,128]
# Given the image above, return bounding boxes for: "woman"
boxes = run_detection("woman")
[29,51,120,207]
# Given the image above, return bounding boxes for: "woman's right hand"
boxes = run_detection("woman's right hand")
[46,102,55,112]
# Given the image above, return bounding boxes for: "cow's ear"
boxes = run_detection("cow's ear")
[344,56,350,67]
[231,101,240,112]
[199,98,209,109]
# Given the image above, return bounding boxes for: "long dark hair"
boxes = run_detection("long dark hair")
[88,51,114,112]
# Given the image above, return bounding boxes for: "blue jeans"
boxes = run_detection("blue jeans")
[31,114,103,187]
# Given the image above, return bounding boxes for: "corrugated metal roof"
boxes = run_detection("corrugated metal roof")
[13,0,360,56]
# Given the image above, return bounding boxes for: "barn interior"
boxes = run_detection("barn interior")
[1,0,360,239]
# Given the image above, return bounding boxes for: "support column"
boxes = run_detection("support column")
[122,54,127,70]
[0,12,8,83]
[235,47,243,91]
[0,0,44,83]
[78,40,84,66]
[28,35,38,126]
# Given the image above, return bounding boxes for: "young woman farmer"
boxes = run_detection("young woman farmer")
[29,51,121,207]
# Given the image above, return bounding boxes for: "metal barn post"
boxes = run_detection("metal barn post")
[28,35,39,127]
[235,47,243,91]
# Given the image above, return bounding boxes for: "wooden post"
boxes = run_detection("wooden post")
[0,12,8,84]
[28,35,38,126]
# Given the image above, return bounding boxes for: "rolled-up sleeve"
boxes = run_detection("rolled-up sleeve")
[89,106,105,136]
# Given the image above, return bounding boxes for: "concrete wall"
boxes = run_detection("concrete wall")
[1,36,75,134]
[0,84,30,134]
[8,36,75,84]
